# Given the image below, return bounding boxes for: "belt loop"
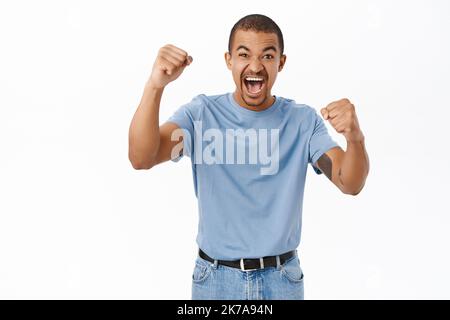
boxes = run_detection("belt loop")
[276,255,281,270]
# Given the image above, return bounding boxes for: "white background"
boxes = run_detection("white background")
[0,0,449,299]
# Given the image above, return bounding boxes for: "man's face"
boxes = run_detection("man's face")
[225,29,286,111]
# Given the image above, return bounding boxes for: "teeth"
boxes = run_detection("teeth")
[245,77,264,81]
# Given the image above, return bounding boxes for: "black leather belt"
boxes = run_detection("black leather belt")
[199,248,296,271]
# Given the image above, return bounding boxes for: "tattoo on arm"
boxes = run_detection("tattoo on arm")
[338,168,344,186]
[317,153,332,181]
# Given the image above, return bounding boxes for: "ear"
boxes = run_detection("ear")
[278,54,287,72]
[224,52,232,70]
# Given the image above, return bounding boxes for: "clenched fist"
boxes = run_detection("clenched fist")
[148,44,193,89]
[321,98,364,142]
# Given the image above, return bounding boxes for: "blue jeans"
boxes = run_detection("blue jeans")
[191,249,304,300]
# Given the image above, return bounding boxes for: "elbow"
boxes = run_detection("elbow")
[340,170,369,196]
[346,189,361,196]
[342,183,365,196]
[128,153,155,170]
[130,161,153,170]
[341,188,360,196]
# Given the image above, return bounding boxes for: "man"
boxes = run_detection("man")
[128,14,369,300]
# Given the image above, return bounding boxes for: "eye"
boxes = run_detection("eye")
[263,54,274,59]
[239,53,248,58]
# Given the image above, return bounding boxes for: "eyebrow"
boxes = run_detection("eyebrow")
[236,45,277,53]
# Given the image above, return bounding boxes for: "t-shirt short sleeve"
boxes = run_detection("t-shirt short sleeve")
[165,95,204,162]
[308,108,340,175]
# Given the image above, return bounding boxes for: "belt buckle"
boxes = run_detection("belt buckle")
[240,257,265,271]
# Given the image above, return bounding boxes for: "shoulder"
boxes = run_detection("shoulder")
[176,93,208,117]
[173,93,229,120]
[186,92,227,109]
[190,92,232,115]
[197,92,230,108]
[278,96,319,121]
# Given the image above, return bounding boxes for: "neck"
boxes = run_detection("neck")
[233,91,276,112]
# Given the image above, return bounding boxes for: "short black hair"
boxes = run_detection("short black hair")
[228,14,284,55]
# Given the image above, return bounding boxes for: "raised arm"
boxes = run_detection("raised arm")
[314,98,370,195]
[128,44,193,169]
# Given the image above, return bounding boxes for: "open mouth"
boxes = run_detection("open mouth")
[243,76,265,97]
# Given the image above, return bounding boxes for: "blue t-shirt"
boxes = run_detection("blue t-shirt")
[167,92,339,260]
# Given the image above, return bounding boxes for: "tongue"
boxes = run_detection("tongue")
[247,81,262,94]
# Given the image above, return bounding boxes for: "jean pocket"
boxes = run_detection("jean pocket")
[280,256,304,283]
[192,259,212,283]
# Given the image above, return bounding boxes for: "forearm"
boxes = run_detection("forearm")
[339,136,370,195]
[128,83,164,169]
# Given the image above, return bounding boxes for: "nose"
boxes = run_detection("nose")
[248,57,264,74]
